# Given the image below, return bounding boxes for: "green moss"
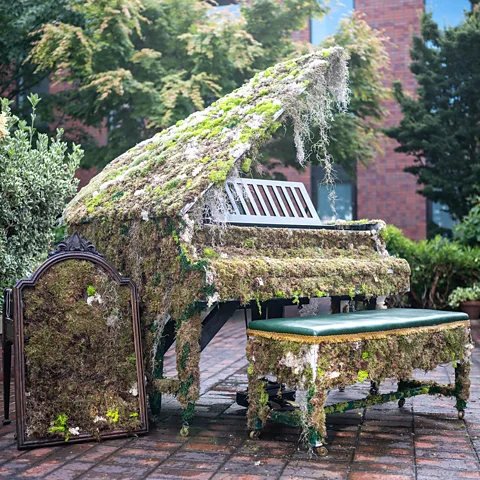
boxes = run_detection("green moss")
[106,409,119,423]
[86,191,107,214]
[48,414,69,441]
[241,157,253,173]
[203,247,219,259]
[243,238,255,249]
[209,159,235,184]
[357,370,369,382]
[164,178,181,191]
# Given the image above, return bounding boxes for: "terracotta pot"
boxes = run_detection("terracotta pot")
[460,301,480,320]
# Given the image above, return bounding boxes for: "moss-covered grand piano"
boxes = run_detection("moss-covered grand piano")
[57,46,471,444]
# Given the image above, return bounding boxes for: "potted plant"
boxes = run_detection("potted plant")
[448,284,480,319]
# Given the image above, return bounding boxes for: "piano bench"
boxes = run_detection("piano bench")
[245,308,473,456]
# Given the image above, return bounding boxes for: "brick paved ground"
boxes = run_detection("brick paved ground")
[1,311,480,479]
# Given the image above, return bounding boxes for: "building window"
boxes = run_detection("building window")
[311,0,354,46]
[427,200,458,237]
[312,165,354,222]
[425,0,471,27]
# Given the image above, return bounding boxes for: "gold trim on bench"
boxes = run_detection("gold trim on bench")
[246,320,471,345]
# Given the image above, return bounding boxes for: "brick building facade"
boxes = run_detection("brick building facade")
[355,0,426,240]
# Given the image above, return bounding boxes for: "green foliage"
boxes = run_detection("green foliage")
[448,284,480,309]
[357,370,369,383]
[454,200,480,247]
[28,0,327,169]
[48,413,69,441]
[384,225,480,309]
[0,1,70,103]
[0,95,81,295]
[202,247,219,259]
[106,409,119,423]
[385,8,480,220]
[87,285,96,296]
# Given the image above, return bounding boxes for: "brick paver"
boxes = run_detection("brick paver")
[1,312,480,479]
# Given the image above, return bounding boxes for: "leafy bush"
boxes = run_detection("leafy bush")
[0,94,82,293]
[448,284,480,309]
[454,200,480,247]
[383,225,480,309]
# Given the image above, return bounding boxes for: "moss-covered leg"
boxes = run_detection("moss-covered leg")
[370,380,380,395]
[176,312,202,436]
[397,379,408,407]
[150,329,168,420]
[306,383,328,456]
[246,372,268,437]
[454,359,471,419]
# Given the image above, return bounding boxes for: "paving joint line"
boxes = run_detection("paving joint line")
[345,405,366,480]
[412,403,418,480]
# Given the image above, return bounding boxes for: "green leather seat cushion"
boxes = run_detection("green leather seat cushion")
[248,308,469,337]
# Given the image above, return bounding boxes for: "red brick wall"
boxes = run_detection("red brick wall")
[355,0,427,240]
[292,20,311,43]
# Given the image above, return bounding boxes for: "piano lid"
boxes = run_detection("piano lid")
[64,47,349,225]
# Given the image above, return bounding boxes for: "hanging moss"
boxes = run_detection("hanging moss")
[22,260,143,442]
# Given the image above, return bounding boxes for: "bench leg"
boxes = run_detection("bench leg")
[2,340,12,425]
[454,360,470,419]
[246,374,267,436]
[307,384,328,455]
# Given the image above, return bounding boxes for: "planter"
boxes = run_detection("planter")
[460,301,480,320]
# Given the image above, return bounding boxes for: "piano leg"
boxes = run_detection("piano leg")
[2,340,12,425]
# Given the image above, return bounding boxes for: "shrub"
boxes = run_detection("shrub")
[0,94,82,293]
[454,200,480,247]
[383,225,480,309]
[448,284,480,309]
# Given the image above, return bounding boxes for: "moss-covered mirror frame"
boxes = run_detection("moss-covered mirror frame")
[13,232,148,449]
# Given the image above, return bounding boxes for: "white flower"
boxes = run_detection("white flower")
[93,416,107,423]
[129,383,138,396]
[87,293,103,306]
[134,189,145,196]
[257,278,264,287]
[141,210,149,221]
[205,269,215,284]
[326,371,340,379]
[68,427,80,436]
[207,292,220,307]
